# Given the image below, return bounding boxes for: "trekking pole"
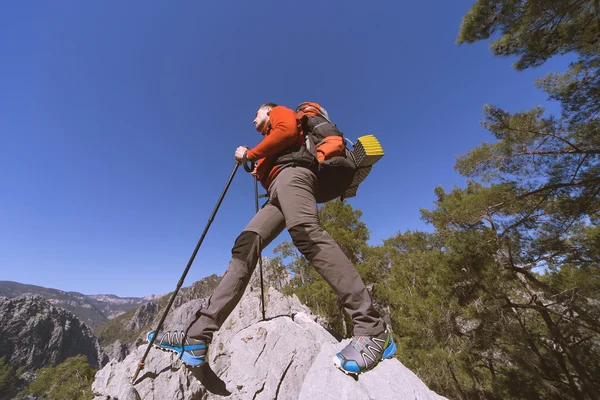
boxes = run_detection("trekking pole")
[243,159,266,321]
[132,163,240,384]
[254,175,266,321]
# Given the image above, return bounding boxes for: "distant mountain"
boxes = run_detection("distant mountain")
[0,281,158,328]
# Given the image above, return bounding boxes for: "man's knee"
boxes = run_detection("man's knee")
[231,231,259,262]
[288,224,322,261]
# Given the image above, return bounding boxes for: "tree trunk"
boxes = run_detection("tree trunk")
[513,308,568,394]
[447,361,468,400]
[535,299,599,400]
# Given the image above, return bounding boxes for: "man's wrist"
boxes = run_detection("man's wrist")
[243,149,252,163]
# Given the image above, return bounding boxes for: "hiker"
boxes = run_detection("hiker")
[148,103,396,375]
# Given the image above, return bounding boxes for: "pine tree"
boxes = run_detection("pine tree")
[433,2,600,398]
[0,357,18,397]
[20,355,96,400]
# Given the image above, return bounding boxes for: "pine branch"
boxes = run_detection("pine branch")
[509,149,600,156]
[517,176,600,200]
[571,154,590,183]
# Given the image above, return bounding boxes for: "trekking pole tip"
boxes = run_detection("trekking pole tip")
[131,362,144,383]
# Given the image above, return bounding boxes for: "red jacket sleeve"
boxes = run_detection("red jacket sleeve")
[246,106,300,160]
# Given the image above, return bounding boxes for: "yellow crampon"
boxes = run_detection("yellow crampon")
[344,135,385,199]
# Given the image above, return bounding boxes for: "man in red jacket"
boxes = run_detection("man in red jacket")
[148,103,396,375]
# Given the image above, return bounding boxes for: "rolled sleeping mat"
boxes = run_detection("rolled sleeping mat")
[343,135,384,199]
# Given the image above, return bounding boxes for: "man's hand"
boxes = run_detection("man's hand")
[251,163,258,177]
[234,146,248,164]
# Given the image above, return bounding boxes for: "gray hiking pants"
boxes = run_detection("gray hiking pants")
[187,166,384,341]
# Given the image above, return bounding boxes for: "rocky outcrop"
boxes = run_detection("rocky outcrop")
[124,301,160,332]
[103,339,131,363]
[172,274,222,309]
[92,287,446,400]
[0,295,107,370]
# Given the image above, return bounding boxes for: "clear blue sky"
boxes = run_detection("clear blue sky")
[1,1,570,297]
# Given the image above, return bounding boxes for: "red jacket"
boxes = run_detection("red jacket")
[246,106,303,189]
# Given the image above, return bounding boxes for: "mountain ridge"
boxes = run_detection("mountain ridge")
[0,280,158,328]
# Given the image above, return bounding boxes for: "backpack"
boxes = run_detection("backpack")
[295,102,360,203]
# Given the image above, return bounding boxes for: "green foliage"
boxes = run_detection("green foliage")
[443,3,600,398]
[93,307,140,346]
[0,357,18,396]
[20,355,96,400]
[457,0,600,70]
[319,200,370,264]
[263,257,290,290]
[279,190,599,399]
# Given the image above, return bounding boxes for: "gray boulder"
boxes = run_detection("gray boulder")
[123,301,159,332]
[92,287,446,399]
[0,295,107,370]
[103,339,131,363]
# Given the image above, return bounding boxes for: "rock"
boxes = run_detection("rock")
[172,274,221,309]
[103,339,130,363]
[0,295,107,370]
[92,287,446,399]
[164,299,207,330]
[124,301,159,332]
[10,395,37,400]
[93,345,206,400]
[299,341,444,400]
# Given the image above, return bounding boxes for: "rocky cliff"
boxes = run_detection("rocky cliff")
[92,287,446,400]
[0,295,107,370]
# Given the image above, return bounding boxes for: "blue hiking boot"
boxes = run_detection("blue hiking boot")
[333,325,396,375]
[146,330,207,368]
